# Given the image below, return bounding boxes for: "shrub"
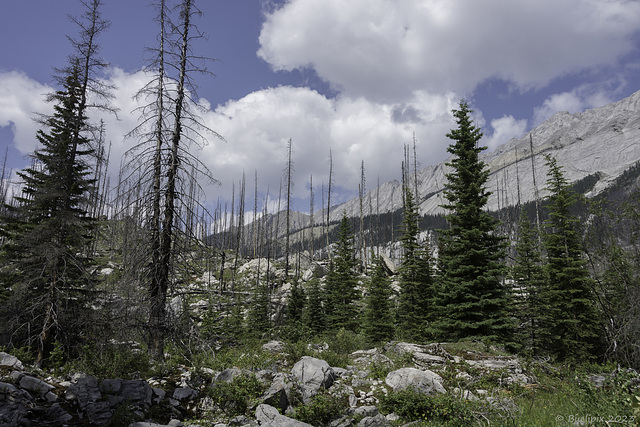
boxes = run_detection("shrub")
[208,374,266,418]
[69,343,151,379]
[379,387,475,426]
[292,391,348,426]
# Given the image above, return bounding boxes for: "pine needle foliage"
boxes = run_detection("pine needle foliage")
[363,254,394,343]
[0,66,97,366]
[541,155,603,362]
[324,213,360,331]
[435,101,513,344]
[396,188,434,341]
[304,277,326,334]
[511,209,548,356]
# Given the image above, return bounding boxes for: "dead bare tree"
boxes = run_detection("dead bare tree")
[123,0,222,361]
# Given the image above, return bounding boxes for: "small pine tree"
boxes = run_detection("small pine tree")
[511,210,548,356]
[246,279,271,339]
[541,155,603,362]
[363,255,394,343]
[434,101,513,344]
[287,279,306,325]
[304,277,326,334]
[324,213,360,331]
[396,188,434,341]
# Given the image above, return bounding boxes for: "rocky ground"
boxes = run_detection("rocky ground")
[0,339,577,427]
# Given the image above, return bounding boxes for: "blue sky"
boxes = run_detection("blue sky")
[2,0,640,212]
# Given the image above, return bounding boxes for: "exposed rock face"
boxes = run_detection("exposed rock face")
[291,356,335,403]
[321,89,640,220]
[0,352,24,370]
[255,403,313,427]
[385,367,446,395]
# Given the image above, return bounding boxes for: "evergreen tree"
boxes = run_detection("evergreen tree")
[435,101,513,343]
[287,279,306,325]
[511,210,548,356]
[246,279,271,339]
[396,188,434,341]
[324,213,360,331]
[304,277,326,334]
[541,155,603,362]
[0,65,97,366]
[363,255,394,343]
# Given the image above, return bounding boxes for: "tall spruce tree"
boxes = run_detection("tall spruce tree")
[541,155,603,362]
[396,187,434,341]
[511,210,548,356]
[435,101,513,343]
[0,66,97,366]
[324,213,360,331]
[363,254,394,343]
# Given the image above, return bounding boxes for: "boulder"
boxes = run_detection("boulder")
[173,387,198,401]
[0,352,24,370]
[216,368,243,383]
[385,368,445,395]
[66,376,102,407]
[255,403,313,427]
[261,373,291,413]
[291,357,335,402]
[16,373,55,398]
[358,413,389,427]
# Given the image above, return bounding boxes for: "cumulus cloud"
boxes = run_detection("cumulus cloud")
[199,86,458,204]
[259,0,640,102]
[484,115,528,151]
[532,86,616,126]
[0,71,53,154]
[0,69,456,209]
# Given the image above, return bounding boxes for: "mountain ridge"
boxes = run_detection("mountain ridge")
[323,89,640,221]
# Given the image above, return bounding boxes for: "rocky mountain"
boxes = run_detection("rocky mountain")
[326,89,640,221]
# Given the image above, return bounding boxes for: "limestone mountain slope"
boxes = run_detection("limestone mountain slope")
[327,89,640,220]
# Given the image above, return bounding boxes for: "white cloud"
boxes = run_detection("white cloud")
[200,86,458,205]
[0,71,53,154]
[484,115,528,151]
[532,86,616,126]
[1,69,459,211]
[259,0,640,102]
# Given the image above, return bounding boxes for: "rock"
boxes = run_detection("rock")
[0,352,24,370]
[261,373,290,413]
[85,400,113,425]
[229,415,255,426]
[291,357,335,402]
[45,402,73,424]
[255,403,313,427]
[352,405,378,417]
[17,374,55,397]
[0,381,30,426]
[129,421,184,427]
[173,387,198,401]
[385,368,445,395]
[357,414,389,427]
[262,340,285,353]
[379,253,397,274]
[351,348,393,368]
[113,379,153,407]
[66,376,101,407]
[466,357,535,385]
[216,368,243,383]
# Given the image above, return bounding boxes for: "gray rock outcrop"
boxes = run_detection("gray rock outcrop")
[255,403,313,427]
[385,367,446,395]
[291,356,335,402]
